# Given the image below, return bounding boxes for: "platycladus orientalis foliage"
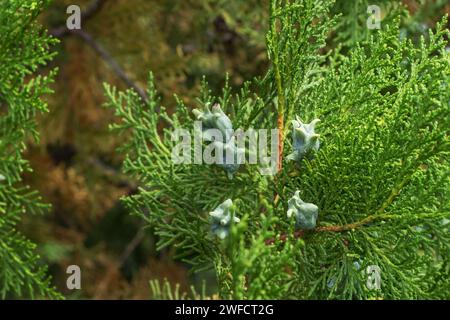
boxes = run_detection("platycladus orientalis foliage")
[104,0,450,300]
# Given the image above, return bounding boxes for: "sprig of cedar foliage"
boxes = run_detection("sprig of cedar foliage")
[105,0,449,299]
[0,0,61,299]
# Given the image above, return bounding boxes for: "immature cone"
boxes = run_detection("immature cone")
[211,139,245,179]
[287,191,319,230]
[0,174,5,181]
[287,117,320,162]
[209,199,240,239]
[193,103,233,142]
[193,103,242,178]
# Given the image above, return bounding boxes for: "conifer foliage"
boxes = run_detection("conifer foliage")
[105,0,449,299]
[0,0,60,298]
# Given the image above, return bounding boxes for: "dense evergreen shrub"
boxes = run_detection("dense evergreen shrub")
[105,0,449,299]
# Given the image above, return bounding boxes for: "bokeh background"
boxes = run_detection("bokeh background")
[21,0,449,299]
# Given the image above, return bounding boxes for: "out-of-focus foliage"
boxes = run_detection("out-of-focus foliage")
[0,0,61,299]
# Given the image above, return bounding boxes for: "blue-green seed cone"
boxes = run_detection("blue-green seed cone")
[288,117,320,162]
[209,199,240,239]
[193,103,233,142]
[287,191,319,230]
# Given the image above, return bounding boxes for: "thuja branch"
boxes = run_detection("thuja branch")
[377,174,413,214]
[275,61,285,173]
[268,2,285,209]
[269,2,285,173]
[265,213,395,245]
[315,213,395,232]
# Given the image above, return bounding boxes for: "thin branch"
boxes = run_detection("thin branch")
[49,0,148,102]
[87,156,138,190]
[272,42,285,173]
[265,213,393,245]
[119,228,145,267]
[72,29,148,102]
